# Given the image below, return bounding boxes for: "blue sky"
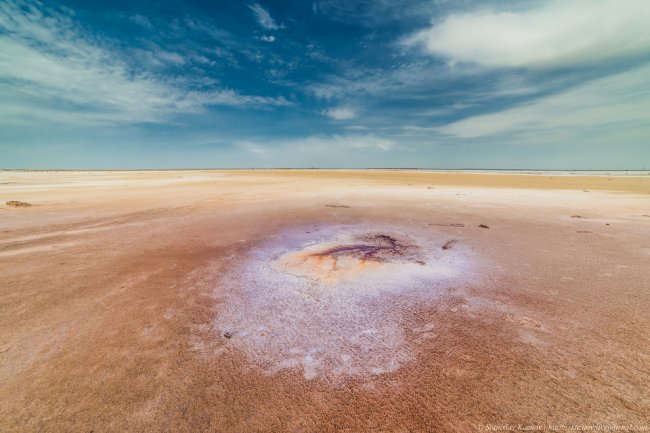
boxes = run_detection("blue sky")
[1,0,649,169]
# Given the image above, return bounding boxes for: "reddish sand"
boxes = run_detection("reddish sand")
[0,170,649,432]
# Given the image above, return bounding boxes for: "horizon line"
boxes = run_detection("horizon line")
[1,167,649,172]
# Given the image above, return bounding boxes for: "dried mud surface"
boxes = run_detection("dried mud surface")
[0,170,649,432]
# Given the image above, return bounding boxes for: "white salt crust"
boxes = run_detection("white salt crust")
[214,224,477,382]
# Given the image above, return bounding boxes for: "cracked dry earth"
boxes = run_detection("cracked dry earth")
[1,170,649,432]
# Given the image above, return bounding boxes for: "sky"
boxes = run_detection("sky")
[1,0,649,169]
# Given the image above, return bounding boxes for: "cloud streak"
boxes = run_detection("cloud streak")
[130,14,153,29]
[239,133,393,158]
[248,3,284,30]
[0,1,288,126]
[437,64,650,142]
[324,106,357,120]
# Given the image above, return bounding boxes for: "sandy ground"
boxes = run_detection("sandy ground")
[0,170,649,433]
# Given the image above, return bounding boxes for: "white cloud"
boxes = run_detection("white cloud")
[287,134,395,154]
[323,106,357,120]
[0,1,288,126]
[148,49,186,66]
[436,64,650,141]
[312,0,437,26]
[408,0,650,68]
[130,14,153,29]
[310,134,392,151]
[305,60,490,102]
[248,3,284,30]
[237,141,272,155]
[238,134,394,157]
[308,64,423,100]
[258,35,276,42]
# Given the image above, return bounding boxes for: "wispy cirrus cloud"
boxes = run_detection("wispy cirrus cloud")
[307,63,432,100]
[129,13,153,29]
[237,133,394,160]
[323,106,357,120]
[407,0,650,68]
[312,0,436,26]
[0,1,289,126]
[436,64,650,142]
[258,35,276,43]
[248,3,284,30]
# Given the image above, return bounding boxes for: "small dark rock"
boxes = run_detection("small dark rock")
[6,200,31,207]
[478,224,489,229]
[442,239,457,250]
[223,331,233,339]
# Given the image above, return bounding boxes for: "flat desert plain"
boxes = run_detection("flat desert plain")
[0,170,649,433]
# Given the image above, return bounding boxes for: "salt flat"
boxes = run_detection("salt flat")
[0,170,649,432]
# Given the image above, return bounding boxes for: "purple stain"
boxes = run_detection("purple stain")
[312,234,420,263]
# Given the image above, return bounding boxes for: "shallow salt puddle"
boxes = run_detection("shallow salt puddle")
[214,223,477,382]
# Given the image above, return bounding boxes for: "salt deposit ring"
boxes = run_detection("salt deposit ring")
[214,223,478,382]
